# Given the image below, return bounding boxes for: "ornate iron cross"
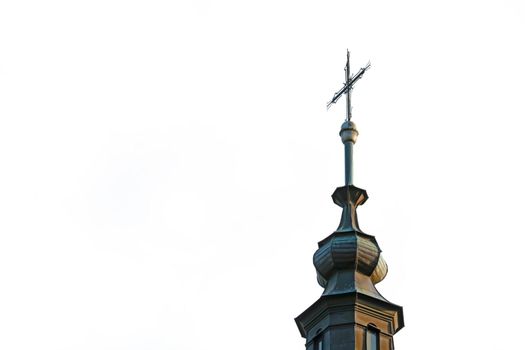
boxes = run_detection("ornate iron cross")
[327,50,371,122]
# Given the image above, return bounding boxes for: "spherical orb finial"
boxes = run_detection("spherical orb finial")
[340,120,359,144]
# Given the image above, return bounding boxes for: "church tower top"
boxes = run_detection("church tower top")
[295,52,404,350]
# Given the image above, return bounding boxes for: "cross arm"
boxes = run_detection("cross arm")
[326,61,371,109]
[327,84,349,109]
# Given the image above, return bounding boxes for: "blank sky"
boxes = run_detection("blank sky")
[1,1,524,349]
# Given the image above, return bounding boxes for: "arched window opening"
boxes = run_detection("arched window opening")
[314,333,323,350]
[366,325,379,350]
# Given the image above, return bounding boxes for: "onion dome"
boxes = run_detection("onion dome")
[313,231,388,298]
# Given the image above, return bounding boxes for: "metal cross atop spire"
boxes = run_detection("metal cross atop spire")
[327,50,371,121]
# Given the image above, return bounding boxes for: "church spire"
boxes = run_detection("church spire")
[295,52,404,350]
[327,51,371,232]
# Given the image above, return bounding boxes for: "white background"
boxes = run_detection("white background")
[1,1,524,349]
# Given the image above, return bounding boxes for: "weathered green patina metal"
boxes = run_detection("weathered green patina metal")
[295,52,404,350]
